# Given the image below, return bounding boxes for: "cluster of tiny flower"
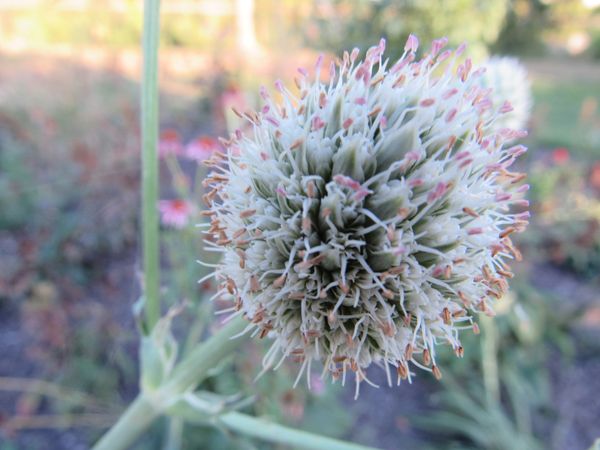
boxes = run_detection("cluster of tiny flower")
[201,35,529,397]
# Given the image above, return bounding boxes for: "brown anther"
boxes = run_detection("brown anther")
[368,106,382,118]
[306,181,316,198]
[333,355,347,363]
[201,210,216,217]
[217,238,232,246]
[259,328,269,339]
[319,92,327,108]
[273,274,286,288]
[240,209,256,218]
[452,309,466,318]
[442,307,452,325]
[345,333,354,347]
[387,225,395,241]
[388,266,404,275]
[432,365,443,380]
[339,282,349,294]
[422,349,431,366]
[297,104,306,115]
[444,265,452,279]
[500,227,516,238]
[502,238,522,261]
[496,269,514,279]
[243,111,259,125]
[231,107,244,118]
[397,363,409,380]
[486,289,502,300]
[510,173,527,184]
[393,75,406,88]
[382,289,395,300]
[302,217,312,234]
[350,359,358,372]
[370,74,385,86]
[458,290,470,306]
[328,310,337,325]
[321,207,332,218]
[290,138,303,150]
[472,322,480,334]
[462,207,479,217]
[403,313,412,326]
[294,77,302,90]
[482,265,493,280]
[398,207,410,219]
[305,330,321,338]
[232,229,246,239]
[250,275,260,292]
[446,135,457,151]
[244,186,252,194]
[226,278,236,294]
[382,321,395,337]
[405,343,414,360]
[289,292,305,300]
[455,346,464,358]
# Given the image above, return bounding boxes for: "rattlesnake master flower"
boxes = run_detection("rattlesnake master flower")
[203,36,529,395]
[477,56,532,132]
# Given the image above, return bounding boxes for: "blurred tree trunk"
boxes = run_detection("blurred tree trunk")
[236,0,262,59]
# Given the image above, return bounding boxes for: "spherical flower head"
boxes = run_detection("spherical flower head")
[203,37,529,395]
[475,56,532,132]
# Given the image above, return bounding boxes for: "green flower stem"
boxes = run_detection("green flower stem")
[141,0,161,331]
[92,316,247,450]
[480,315,500,406]
[218,411,381,450]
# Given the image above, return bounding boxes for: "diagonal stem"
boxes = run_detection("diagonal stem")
[219,411,381,450]
[92,316,248,450]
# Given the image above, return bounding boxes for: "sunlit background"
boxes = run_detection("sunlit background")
[1,1,600,449]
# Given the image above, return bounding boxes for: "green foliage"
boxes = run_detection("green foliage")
[530,79,600,158]
[297,0,509,60]
[414,281,575,450]
[524,157,600,277]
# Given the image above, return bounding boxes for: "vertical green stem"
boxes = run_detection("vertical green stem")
[142,0,162,331]
[480,316,500,406]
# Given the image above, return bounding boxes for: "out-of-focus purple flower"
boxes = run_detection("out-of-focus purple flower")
[185,136,221,162]
[158,199,193,228]
[159,129,183,158]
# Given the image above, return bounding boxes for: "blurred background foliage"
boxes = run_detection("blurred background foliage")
[0,1,599,449]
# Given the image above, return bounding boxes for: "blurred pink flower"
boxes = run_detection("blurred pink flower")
[159,129,183,158]
[591,162,600,189]
[185,135,220,162]
[310,373,326,396]
[221,85,248,115]
[158,199,193,228]
[551,147,570,165]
